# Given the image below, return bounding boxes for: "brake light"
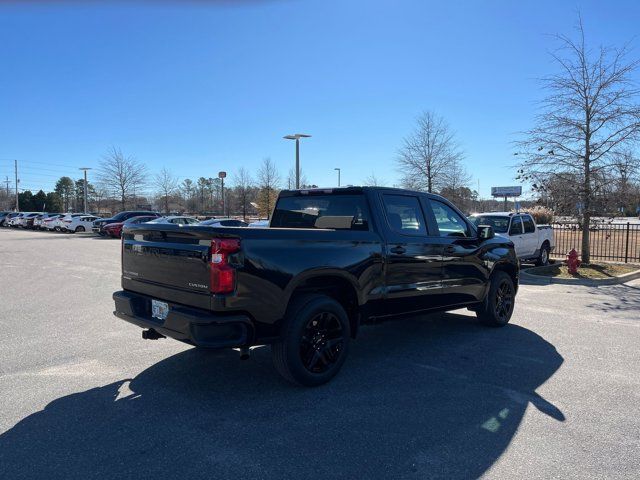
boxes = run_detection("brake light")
[210,238,240,294]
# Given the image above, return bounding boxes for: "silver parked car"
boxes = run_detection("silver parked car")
[146,216,200,226]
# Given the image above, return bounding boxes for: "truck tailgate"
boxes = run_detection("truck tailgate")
[121,225,232,310]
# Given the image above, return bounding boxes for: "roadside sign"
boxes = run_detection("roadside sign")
[491,186,522,197]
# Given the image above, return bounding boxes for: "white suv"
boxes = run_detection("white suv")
[58,213,91,232]
[66,215,100,233]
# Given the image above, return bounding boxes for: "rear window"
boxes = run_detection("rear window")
[469,215,511,233]
[220,220,247,227]
[271,194,370,230]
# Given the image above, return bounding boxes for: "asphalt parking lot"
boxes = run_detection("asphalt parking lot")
[1,228,639,479]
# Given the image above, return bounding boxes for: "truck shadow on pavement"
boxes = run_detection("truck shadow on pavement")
[587,283,640,314]
[0,312,564,480]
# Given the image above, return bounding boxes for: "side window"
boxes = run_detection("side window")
[382,195,427,235]
[428,200,470,237]
[522,215,535,234]
[509,217,523,235]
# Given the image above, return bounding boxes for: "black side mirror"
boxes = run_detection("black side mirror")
[477,225,495,240]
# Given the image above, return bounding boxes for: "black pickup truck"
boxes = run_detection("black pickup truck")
[113,187,519,386]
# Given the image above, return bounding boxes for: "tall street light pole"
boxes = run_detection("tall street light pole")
[283,133,311,189]
[79,167,92,213]
[14,160,19,212]
[218,171,227,216]
[334,167,341,187]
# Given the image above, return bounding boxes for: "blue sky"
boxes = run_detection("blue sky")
[1,0,639,198]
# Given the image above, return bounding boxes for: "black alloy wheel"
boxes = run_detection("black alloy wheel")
[299,311,345,374]
[494,279,514,324]
[476,271,515,327]
[272,294,350,386]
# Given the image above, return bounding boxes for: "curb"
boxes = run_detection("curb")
[520,266,640,286]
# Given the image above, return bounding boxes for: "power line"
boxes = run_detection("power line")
[0,159,83,170]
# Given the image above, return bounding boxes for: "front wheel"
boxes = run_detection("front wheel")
[272,294,350,386]
[75,226,85,233]
[476,271,515,327]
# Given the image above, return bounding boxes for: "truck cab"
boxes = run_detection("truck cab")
[468,212,555,265]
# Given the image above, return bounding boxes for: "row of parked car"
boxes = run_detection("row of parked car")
[0,211,100,232]
[0,210,259,238]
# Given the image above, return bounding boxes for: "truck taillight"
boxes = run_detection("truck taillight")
[210,238,240,294]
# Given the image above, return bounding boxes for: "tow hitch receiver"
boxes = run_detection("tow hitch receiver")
[142,329,166,340]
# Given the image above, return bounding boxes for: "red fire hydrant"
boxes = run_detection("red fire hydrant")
[566,249,581,274]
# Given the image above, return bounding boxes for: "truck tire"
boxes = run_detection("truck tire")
[476,271,515,327]
[272,294,350,386]
[536,242,550,266]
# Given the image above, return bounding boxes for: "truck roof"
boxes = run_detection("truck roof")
[279,186,449,201]
[469,211,527,217]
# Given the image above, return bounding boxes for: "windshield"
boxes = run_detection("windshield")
[469,215,511,233]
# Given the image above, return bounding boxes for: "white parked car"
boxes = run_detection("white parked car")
[49,213,85,232]
[468,212,555,265]
[42,214,65,231]
[65,215,101,233]
[6,213,24,227]
[9,212,37,227]
[58,213,93,232]
[33,213,60,229]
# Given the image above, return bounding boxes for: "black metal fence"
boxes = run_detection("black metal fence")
[551,222,640,264]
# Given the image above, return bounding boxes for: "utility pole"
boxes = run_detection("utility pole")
[14,160,19,212]
[79,168,92,213]
[334,167,341,187]
[3,176,9,210]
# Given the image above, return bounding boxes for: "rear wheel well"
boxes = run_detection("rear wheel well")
[288,276,360,338]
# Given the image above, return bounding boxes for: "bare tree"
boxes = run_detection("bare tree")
[179,178,196,212]
[439,162,474,210]
[516,17,640,262]
[257,157,280,219]
[233,167,254,221]
[397,111,465,193]
[611,151,640,214]
[441,161,472,194]
[285,168,308,189]
[363,172,387,186]
[97,147,148,211]
[154,167,178,214]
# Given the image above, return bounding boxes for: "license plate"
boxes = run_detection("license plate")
[151,299,169,321]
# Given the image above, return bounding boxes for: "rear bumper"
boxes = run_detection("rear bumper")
[113,290,253,348]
